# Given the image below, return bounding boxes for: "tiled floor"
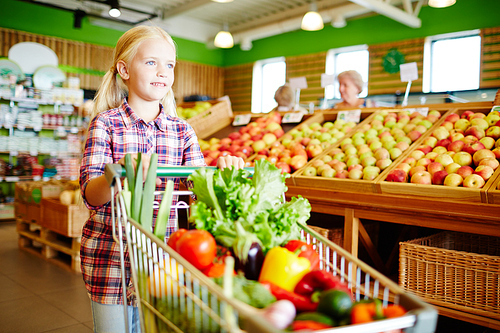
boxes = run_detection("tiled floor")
[0,221,93,333]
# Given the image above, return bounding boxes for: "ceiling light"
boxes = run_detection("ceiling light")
[428,0,456,8]
[108,0,121,17]
[332,14,346,28]
[301,3,324,31]
[214,24,233,48]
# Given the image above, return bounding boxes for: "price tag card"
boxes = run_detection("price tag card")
[289,77,308,90]
[10,151,18,157]
[232,114,252,126]
[33,176,41,181]
[400,62,418,82]
[17,125,25,131]
[70,127,79,134]
[33,125,42,132]
[337,110,361,123]
[491,105,500,113]
[404,107,429,116]
[321,74,335,88]
[5,176,19,182]
[282,112,304,124]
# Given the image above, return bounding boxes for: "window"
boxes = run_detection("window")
[251,57,286,113]
[325,45,369,100]
[423,30,481,93]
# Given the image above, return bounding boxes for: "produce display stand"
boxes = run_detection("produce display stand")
[284,184,500,330]
[105,163,438,333]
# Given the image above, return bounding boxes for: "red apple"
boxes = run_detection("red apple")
[435,139,451,149]
[432,170,449,185]
[386,169,408,182]
[461,110,474,119]
[427,162,444,176]
[462,141,485,155]
[448,140,465,153]
[335,170,349,178]
[445,113,460,123]
[456,165,474,179]
[228,132,241,140]
[464,126,485,140]
[276,161,291,174]
[407,130,422,142]
[474,165,494,181]
[409,165,426,177]
[417,145,433,154]
[290,155,307,171]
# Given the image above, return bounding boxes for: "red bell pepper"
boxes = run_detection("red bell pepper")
[261,281,318,312]
[290,320,332,331]
[294,269,351,302]
[285,240,320,270]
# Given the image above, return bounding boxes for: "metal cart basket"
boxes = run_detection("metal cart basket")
[105,163,438,333]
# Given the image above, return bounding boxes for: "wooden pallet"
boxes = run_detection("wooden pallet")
[16,219,81,273]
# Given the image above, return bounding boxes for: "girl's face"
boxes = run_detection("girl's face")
[338,77,360,103]
[121,38,176,104]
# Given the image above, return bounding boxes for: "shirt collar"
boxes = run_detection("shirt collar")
[121,98,168,132]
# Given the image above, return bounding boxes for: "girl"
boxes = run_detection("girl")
[79,25,243,332]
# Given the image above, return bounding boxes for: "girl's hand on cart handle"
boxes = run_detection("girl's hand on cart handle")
[217,156,245,171]
[118,153,162,186]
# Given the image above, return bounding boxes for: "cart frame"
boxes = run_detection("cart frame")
[105,163,438,333]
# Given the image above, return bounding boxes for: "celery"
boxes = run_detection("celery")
[154,180,174,239]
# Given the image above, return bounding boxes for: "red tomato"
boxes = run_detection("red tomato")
[202,262,227,278]
[166,228,188,251]
[176,229,216,270]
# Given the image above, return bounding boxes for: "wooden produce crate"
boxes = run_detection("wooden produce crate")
[292,108,448,192]
[40,198,89,238]
[485,170,500,204]
[400,231,500,323]
[184,99,233,139]
[377,106,497,202]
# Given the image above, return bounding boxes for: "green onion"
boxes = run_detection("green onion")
[131,153,143,222]
[121,178,131,216]
[124,154,135,195]
[140,153,158,232]
[154,180,174,239]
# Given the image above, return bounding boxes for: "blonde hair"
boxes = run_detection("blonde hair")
[91,25,177,119]
[338,70,364,94]
[274,84,294,107]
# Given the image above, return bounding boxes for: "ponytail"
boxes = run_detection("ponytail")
[91,66,125,120]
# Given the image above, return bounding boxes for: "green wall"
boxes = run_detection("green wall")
[1,0,500,68]
[1,0,225,66]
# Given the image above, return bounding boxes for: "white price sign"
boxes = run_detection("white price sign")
[400,62,418,82]
[282,112,304,124]
[337,110,361,123]
[232,114,252,126]
[321,74,335,88]
[289,77,308,90]
[404,107,429,117]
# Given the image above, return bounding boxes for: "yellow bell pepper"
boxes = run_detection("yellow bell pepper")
[258,246,311,292]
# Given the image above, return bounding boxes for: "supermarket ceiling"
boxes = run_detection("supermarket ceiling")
[26,0,426,49]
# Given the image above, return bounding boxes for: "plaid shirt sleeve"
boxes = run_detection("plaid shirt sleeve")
[79,101,205,305]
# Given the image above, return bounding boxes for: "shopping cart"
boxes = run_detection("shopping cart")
[105,163,438,333]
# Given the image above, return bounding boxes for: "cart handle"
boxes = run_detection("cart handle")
[105,164,254,187]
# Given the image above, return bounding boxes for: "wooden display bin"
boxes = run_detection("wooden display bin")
[292,108,449,192]
[486,171,500,204]
[184,99,233,139]
[40,198,89,238]
[377,106,497,203]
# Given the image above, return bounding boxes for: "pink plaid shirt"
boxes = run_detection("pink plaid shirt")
[79,99,205,305]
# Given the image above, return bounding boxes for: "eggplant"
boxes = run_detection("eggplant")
[232,222,265,280]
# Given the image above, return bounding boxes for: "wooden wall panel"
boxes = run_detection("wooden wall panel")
[286,52,326,106]
[173,60,224,103]
[0,27,224,102]
[368,38,424,96]
[224,63,253,112]
[481,27,500,89]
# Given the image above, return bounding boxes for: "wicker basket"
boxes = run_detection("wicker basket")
[400,231,500,320]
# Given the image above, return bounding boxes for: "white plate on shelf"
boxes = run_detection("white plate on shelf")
[33,65,66,90]
[0,58,25,81]
[8,42,58,74]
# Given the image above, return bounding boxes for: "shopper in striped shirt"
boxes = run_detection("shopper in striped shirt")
[79,25,243,333]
